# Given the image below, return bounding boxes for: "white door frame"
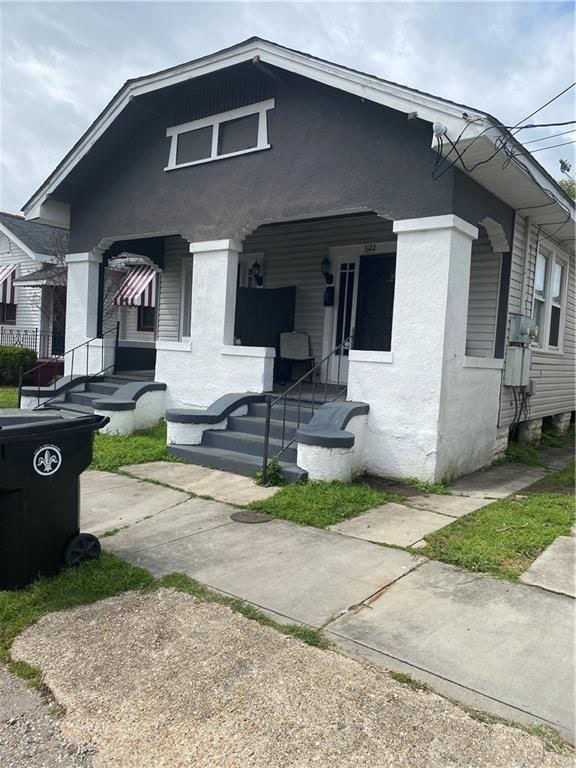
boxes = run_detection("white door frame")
[321,241,396,383]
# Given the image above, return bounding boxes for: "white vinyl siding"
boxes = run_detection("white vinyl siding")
[119,306,155,343]
[0,238,44,336]
[243,214,397,361]
[465,232,501,358]
[157,235,190,341]
[499,213,575,427]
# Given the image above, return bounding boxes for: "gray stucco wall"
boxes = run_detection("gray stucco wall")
[57,65,513,252]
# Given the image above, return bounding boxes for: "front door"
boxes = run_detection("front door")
[326,245,396,384]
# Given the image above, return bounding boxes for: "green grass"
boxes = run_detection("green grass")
[503,441,544,466]
[404,477,451,495]
[248,480,403,528]
[0,553,329,689]
[91,420,178,471]
[0,553,154,681]
[419,477,575,580]
[0,386,17,408]
[159,572,329,648]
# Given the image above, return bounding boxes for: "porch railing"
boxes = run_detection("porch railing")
[0,327,65,358]
[17,322,120,408]
[260,333,353,484]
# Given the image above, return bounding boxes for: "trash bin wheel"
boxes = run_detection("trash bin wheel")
[64,533,101,567]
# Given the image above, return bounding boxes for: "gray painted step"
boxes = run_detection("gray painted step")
[167,444,307,484]
[227,416,297,442]
[247,402,314,424]
[66,391,102,406]
[85,381,120,395]
[202,429,298,463]
[48,402,94,415]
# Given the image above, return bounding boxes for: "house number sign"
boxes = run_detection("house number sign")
[364,243,377,252]
[33,444,62,476]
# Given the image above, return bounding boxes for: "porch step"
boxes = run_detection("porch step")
[48,401,95,416]
[247,402,314,423]
[85,381,121,395]
[167,444,307,484]
[227,416,298,442]
[202,429,298,463]
[66,391,106,407]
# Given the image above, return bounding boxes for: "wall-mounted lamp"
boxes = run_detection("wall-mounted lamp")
[321,256,333,285]
[249,260,264,287]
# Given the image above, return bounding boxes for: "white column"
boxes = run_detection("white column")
[64,251,102,375]
[348,215,480,481]
[189,239,241,347]
[156,238,275,408]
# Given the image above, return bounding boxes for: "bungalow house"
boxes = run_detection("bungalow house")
[20,38,575,483]
[0,211,68,359]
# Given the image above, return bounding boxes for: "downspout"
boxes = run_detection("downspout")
[519,215,532,315]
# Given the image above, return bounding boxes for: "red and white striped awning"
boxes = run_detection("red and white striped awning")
[0,264,16,304]
[113,266,157,307]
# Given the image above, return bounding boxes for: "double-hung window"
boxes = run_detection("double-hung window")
[165,99,274,171]
[532,245,567,351]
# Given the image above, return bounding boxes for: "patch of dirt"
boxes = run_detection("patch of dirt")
[11,589,574,768]
[0,663,92,767]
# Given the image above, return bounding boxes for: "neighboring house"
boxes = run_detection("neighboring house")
[20,38,575,483]
[0,211,68,358]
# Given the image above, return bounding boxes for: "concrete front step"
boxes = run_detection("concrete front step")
[202,429,298,463]
[247,402,314,424]
[227,416,298,442]
[48,401,94,415]
[85,381,120,395]
[167,444,307,484]
[66,391,103,406]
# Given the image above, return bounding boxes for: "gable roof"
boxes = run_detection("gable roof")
[0,211,67,262]
[22,37,574,247]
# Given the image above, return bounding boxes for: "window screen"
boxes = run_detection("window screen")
[176,126,212,165]
[218,114,259,155]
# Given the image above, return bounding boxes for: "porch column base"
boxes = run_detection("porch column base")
[349,214,500,482]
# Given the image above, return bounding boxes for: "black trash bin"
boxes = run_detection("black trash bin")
[0,409,109,590]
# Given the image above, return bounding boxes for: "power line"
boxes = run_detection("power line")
[513,139,576,155]
[510,82,576,134]
[522,129,575,145]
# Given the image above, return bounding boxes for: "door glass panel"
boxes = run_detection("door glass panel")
[335,262,355,353]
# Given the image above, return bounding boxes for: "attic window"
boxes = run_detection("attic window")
[165,99,274,171]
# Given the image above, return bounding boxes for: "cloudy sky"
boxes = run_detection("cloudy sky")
[0,1,574,213]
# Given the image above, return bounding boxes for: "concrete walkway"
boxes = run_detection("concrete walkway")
[80,464,575,742]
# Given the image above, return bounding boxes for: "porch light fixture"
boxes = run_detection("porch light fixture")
[321,256,333,285]
[249,259,264,287]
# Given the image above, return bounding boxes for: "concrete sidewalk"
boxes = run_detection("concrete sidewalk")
[80,466,575,742]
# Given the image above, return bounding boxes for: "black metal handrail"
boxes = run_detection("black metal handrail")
[260,333,353,484]
[17,323,120,408]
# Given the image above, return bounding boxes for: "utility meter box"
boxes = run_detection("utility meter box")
[509,314,538,345]
[504,346,532,387]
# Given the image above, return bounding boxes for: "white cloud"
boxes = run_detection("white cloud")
[0,1,574,212]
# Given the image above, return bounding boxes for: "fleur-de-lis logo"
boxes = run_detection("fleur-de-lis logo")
[33,445,62,476]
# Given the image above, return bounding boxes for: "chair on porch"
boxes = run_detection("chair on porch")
[278,331,315,384]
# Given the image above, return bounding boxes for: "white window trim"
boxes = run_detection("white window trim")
[531,243,569,354]
[165,99,275,171]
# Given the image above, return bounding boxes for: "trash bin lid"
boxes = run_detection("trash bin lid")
[0,409,65,428]
[0,410,109,438]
